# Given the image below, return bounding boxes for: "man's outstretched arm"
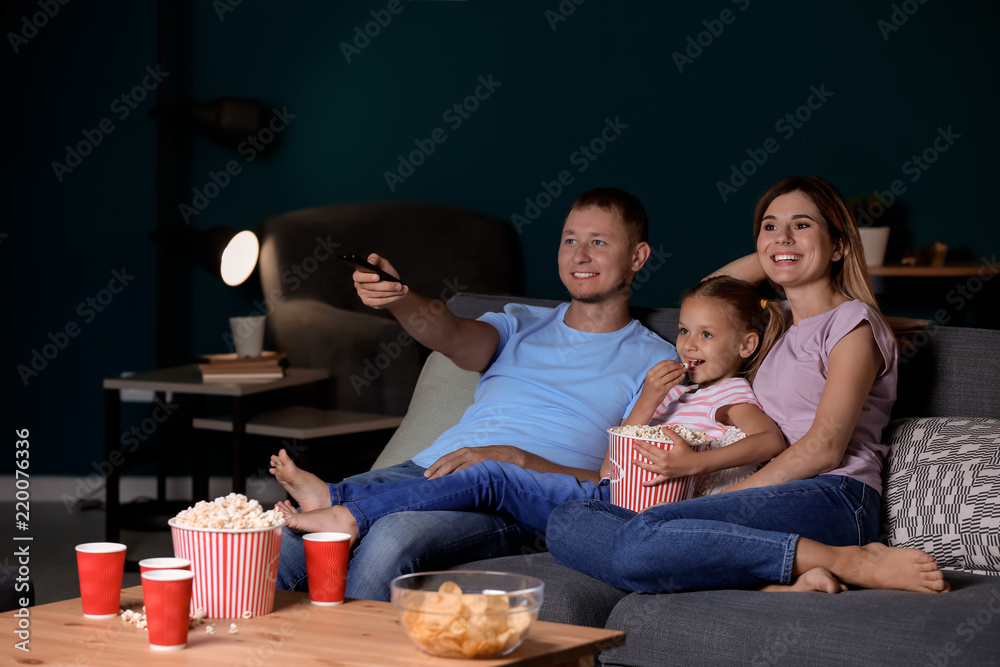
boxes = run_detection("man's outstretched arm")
[353,253,500,372]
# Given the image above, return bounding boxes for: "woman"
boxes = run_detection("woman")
[545,175,949,595]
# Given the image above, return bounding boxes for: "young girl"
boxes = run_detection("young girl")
[269,277,786,544]
[545,175,950,595]
[608,276,785,498]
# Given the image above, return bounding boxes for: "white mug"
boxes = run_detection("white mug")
[229,316,266,357]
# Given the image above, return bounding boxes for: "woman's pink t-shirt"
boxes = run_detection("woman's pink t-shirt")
[752,300,898,494]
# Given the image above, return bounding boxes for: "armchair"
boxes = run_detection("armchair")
[256,202,523,417]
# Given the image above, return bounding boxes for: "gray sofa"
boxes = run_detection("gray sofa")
[372,292,1000,666]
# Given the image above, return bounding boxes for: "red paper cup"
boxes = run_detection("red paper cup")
[141,569,194,651]
[303,532,352,606]
[169,519,284,618]
[608,431,708,513]
[75,542,127,618]
[138,557,191,574]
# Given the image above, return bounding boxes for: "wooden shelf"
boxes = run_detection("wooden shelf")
[193,406,403,439]
[868,264,1000,277]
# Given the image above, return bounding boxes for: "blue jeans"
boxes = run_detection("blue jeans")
[275,461,542,601]
[332,461,609,538]
[546,475,880,593]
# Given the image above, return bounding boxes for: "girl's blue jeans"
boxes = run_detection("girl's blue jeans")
[545,474,880,593]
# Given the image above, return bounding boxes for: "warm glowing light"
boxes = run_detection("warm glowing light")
[220,231,259,286]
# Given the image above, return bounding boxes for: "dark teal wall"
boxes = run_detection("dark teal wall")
[6,1,999,475]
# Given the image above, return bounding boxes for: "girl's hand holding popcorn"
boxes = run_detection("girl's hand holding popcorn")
[630,360,687,419]
[633,433,701,486]
[642,360,687,400]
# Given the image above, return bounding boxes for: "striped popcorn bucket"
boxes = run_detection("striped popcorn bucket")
[168,519,284,618]
[607,430,709,513]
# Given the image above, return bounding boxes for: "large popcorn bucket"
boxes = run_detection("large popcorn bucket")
[168,519,284,618]
[608,430,709,513]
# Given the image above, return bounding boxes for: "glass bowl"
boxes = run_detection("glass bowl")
[390,570,544,658]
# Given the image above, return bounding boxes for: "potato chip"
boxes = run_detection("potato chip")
[398,579,538,658]
[437,581,462,595]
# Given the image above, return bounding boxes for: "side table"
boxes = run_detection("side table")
[192,406,403,439]
[102,365,329,542]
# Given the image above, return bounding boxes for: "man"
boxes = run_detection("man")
[275,187,678,600]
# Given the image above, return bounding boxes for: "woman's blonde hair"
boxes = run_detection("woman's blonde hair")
[752,175,881,310]
[747,176,920,371]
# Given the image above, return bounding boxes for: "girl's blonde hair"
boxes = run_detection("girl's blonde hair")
[683,276,778,383]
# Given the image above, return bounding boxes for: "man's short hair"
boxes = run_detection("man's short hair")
[570,187,649,247]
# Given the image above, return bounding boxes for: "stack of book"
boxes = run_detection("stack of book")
[198,352,287,383]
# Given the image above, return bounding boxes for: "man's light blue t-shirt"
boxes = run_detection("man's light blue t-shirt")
[411,302,679,471]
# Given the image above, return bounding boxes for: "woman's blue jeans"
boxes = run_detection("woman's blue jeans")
[331,460,609,538]
[545,475,880,593]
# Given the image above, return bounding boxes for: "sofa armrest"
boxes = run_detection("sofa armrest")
[371,352,479,469]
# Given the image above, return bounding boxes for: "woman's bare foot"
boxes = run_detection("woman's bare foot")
[761,567,847,594]
[274,501,359,545]
[798,540,950,594]
[844,543,950,593]
[268,449,333,512]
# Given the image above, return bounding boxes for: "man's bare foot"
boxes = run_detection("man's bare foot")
[801,541,950,594]
[761,567,847,594]
[268,449,333,512]
[274,501,359,545]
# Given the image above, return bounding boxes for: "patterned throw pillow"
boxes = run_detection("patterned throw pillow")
[882,417,1000,575]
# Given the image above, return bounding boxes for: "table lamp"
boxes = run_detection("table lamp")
[151,225,259,286]
[219,229,259,286]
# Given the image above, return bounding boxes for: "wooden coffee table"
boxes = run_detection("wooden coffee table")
[3,586,625,666]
